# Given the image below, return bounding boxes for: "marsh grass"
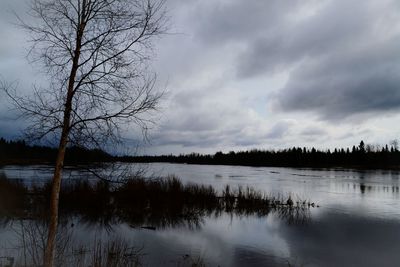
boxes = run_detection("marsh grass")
[0,174,27,217]
[0,174,314,266]
[0,175,312,228]
[84,238,142,267]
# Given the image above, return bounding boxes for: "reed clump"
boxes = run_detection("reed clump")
[0,174,28,216]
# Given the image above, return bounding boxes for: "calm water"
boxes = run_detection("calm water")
[1,163,400,266]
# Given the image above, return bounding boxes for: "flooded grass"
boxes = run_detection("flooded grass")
[0,172,315,266]
[0,174,27,213]
[0,174,313,229]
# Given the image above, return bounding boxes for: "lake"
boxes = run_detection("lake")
[1,163,400,266]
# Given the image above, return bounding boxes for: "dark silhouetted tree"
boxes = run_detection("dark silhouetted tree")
[2,0,166,266]
[359,140,365,153]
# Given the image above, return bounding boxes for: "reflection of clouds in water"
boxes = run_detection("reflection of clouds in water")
[116,214,291,266]
[152,227,232,265]
[281,211,400,267]
[3,210,400,266]
[232,246,285,267]
[114,223,230,266]
[2,162,400,266]
[204,214,290,262]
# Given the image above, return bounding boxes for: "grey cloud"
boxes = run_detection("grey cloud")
[235,0,400,120]
[299,126,329,143]
[152,127,264,149]
[192,0,302,45]
[300,127,327,137]
[237,0,374,77]
[153,103,292,148]
[265,121,292,139]
[2,0,400,153]
[0,120,25,139]
[152,130,225,148]
[276,36,400,120]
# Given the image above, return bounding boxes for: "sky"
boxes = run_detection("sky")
[1,0,400,155]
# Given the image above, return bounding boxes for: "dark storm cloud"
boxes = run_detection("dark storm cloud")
[175,0,400,121]
[236,0,372,77]
[152,0,400,150]
[193,0,301,45]
[2,0,400,152]
[278,61,400,120]
[275,22,400,119]
[242,0,400,119]
[186,0,400,120]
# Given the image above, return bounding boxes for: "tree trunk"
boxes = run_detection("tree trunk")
[43,129,69,267]
[43,73,79,266]
[43,6,84,263]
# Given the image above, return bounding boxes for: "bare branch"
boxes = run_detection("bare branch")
[7,0,166,149]
[5,2,167,264]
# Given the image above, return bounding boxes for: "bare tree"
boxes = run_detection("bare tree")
[390,139,399,152]
[3,0,166,266]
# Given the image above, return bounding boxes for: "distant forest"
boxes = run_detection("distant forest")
[1,137,400,169]
[122,140,400,169]
[0,137,111,165]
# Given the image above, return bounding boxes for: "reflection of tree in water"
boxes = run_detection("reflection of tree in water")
[357,183,400,195]
[360,183,366,194]
[4,219,206,267]
[7,219,143,267]
[342,176,400,195]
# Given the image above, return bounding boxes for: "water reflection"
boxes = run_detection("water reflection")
[4,219,144,267]
[338,182,400,195]
[0,175,311,231]
[0,171,312,266]
[281,211,400,267]
[2,164,400,266]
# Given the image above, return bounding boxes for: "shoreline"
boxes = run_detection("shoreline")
[2,159,400,171]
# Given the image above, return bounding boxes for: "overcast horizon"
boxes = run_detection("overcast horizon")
[2,0,400,155]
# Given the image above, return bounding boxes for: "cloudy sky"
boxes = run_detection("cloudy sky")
[1,0,400,154]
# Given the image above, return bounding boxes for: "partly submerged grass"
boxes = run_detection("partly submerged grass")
[0,175,313,227]
[0,174,313,266]
[0,173,28,218]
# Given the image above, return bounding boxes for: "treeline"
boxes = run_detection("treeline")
[0,137,111,165]
[2,137,400,168]
[121,141,400,169]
